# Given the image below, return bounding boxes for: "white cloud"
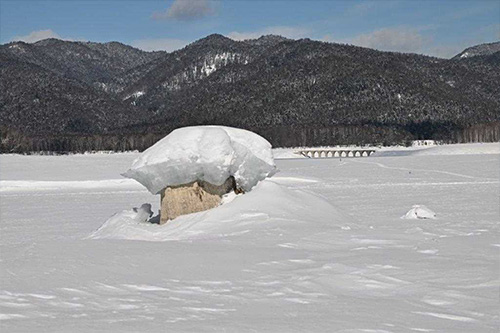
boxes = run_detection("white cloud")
[324,28,490,58]
[345,28,426,53]
[425,45,463,59]
[11,29,63,43]
[325,24,500,58]
[152,0,215,21]
[228,26,311,41]
[348,1,377,15]
[324,27,428,54]
[131,38,189,52]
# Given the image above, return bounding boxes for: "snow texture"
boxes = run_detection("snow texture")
[89,179,345,241]
[1,143,499,332]
[402,205,436,220]
[122,126,276,194]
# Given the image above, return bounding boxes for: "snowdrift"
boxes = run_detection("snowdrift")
[401,205,436,220]
[88,180,347,242]
[122,126,276,194]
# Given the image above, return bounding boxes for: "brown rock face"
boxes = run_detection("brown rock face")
[160,177,236,224]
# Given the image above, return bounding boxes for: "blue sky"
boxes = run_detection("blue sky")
[1,0,499,58]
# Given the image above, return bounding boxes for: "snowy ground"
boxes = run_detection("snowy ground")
[1,144,499,332]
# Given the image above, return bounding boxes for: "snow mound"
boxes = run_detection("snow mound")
[122,126,276,194]
[88,180,348,242]
[401,205,436,220]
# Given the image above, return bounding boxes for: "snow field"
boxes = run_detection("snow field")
[0,144,499,332]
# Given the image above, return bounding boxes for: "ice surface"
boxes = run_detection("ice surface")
[374,142,500,157]
[122,126,276,194]
[0,179,141,193]
[402,205,437,219]
[1,144,499,332]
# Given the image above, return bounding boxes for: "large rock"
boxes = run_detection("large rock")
[160,176,236,224]
[121,126,276,223]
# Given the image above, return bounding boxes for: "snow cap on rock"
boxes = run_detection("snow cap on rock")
[122,126,276,194]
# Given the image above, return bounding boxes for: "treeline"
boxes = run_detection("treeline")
[253,124,413,147]
[0,127,165,154]
[450,122,500,143]
[254,122,499,147]
[1,122,498,154]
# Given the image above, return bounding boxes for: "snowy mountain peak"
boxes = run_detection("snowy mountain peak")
[190,34,234,48]
[453,41,500,59]
[33,38,69,46]
[244,34,291,47]
[6,42,28,53]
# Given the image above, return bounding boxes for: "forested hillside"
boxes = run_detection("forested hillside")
[1,36,499,153]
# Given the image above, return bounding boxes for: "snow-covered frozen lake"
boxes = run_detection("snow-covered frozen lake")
[1,144,499,332]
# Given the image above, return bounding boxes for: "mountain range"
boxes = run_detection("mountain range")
[1,34,499,152]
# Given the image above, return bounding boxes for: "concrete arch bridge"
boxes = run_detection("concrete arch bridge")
[295,149,377,158]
